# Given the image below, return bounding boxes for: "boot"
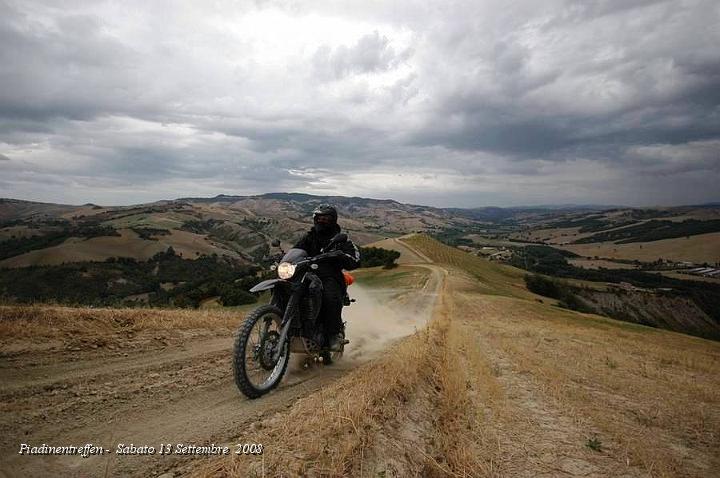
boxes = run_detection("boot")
[328,332,346,352]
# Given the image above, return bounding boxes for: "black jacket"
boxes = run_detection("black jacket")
[293,224,360,281]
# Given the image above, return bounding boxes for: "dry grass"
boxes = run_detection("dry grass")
[353,265,431,289]
[425,307,484,477]
[168,235,720,476]
[0,304,242,341]
[401,235,720,477]
[401,235,533,300]
[362,237,430,264]
[192,266,487,478]
[454,287,720,477]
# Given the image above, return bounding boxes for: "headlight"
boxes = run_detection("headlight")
[277,262,296,279]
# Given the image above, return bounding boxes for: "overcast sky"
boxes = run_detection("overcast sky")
[1,0,719,208]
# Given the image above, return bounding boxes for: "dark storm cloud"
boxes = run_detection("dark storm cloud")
[0,0,719,206]
[0,4,141,123]
[408,1,720,162]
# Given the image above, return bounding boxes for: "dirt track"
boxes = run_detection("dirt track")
[364,234,433,264]
[1,333,351,477]
[0,257,442,477]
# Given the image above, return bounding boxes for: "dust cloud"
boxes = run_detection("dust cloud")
[286,270,439,374]
[342,282,436,362]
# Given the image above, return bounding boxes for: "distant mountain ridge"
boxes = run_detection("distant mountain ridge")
[2,193,719,271]
[4,193,615,222]
[0,193,484,270]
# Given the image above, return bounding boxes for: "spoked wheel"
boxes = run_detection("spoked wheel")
[233,305,289,399]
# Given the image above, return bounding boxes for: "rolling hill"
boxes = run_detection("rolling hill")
[0,193,485,268]
[1,194,719,339]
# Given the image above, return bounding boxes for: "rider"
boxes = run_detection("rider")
[293,204,360,351]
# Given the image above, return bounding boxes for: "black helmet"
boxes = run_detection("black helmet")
[312,204,338,224]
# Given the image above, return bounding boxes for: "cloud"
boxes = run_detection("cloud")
[623,140,720,176]
[0,0,719,207]
[313,31,411,80]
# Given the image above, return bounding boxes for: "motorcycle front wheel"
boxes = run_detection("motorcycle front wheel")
[233,304,290,399]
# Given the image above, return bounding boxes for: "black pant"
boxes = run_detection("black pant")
[319,277,344,335]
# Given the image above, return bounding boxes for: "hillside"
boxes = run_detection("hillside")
[2,235,718,477]
[2,195,719,338]
[0,193,483,268]
[505,206,720,265]
[3,195,719,270]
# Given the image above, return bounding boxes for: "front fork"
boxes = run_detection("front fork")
[271,282,304,362]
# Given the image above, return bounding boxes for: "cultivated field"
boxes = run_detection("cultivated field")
[0,228,240,268]
[568,258,638,269]
[559,232,720,264]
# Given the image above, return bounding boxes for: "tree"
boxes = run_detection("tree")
[359,247,401,268]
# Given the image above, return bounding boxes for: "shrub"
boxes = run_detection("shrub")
[524,274,561,299]
[219,284,257,306]
[359,247,401,268]
[586,435,603,452]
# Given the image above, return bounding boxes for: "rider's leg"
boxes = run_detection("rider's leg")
[319,278,344,348]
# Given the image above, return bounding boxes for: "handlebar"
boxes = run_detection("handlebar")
[294,250,342,268]
[312,250,344,262]
[270,246,345,271]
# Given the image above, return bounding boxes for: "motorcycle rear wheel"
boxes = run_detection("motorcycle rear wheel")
[233,304,289,399]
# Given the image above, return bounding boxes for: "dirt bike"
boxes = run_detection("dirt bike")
[233,233,355,399]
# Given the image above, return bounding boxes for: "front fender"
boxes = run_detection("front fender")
[250,279,284,293]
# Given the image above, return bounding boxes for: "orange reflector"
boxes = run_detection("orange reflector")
[343,271,355,286]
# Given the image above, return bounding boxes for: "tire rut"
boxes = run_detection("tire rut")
[2,334,353,478]
[1,336,231,395]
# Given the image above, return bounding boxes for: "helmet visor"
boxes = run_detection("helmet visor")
[314,214,335,225]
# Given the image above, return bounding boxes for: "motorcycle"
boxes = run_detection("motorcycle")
[233,233,355,399]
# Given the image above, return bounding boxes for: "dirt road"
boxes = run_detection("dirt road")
[363,234,433,264]
[0,254,441,477]
[1,332,350,477]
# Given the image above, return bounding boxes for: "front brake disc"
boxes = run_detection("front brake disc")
[258,330,280,370]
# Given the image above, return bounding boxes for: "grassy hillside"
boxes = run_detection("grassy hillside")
[0,193,476,269]
[404,235,720,476]
[505,206,720,265]
[403,233,535,299]
[2,195,719,322]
